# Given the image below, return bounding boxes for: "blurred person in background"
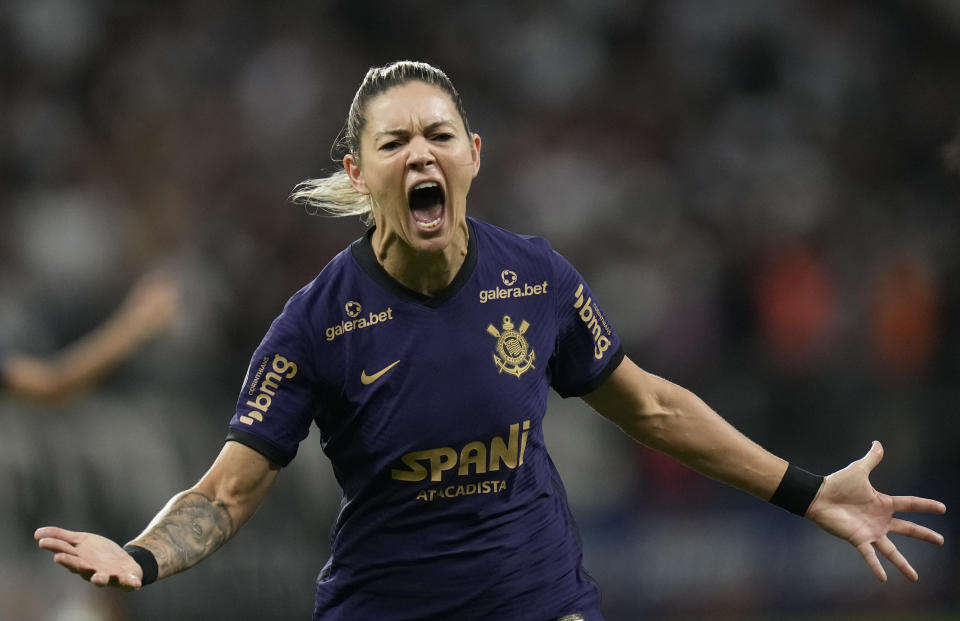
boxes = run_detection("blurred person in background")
[1,271,179,403]
[945,125,960,175]
[34,61,946,620]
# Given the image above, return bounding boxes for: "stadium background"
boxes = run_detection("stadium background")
[1,1,957,619]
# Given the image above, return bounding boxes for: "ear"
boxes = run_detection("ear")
[470,133,482,178]
[343,154,369,194]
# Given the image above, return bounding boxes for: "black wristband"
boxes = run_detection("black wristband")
[123,545,159,586]
[769,464,824,516]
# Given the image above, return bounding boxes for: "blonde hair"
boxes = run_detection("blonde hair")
[289,170,373,221]
[289,61,471,223]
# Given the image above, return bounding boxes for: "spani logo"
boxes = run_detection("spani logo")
[573,284,612,360]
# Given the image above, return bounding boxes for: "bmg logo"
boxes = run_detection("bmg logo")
[573,284,612,360]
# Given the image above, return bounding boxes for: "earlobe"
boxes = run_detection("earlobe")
[343,154,369,194]
[471,133,482,177]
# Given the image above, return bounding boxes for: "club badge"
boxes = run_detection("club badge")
[486,315,535,378]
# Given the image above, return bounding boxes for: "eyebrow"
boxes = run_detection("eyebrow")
[373,120,456,140]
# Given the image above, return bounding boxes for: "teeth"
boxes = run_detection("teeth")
[420,216,441,230]
[413,181,439,191]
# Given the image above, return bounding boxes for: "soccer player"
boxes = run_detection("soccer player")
[35,62,946,621]
[2,271,178,403]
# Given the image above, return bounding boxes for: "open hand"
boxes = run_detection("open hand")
[805,441,946,582]
[35,526,144,590]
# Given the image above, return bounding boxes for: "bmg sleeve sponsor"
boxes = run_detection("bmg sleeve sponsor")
[572,283,612,360]
[239,353,298,425]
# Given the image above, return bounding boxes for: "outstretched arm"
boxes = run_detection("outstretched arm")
[4,271,179,403]
[35,441,278,589]
[583,356,946,581]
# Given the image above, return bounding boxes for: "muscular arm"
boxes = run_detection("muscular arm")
[127,441,279,580]
[583,356,946,582]
[583,355,787,500]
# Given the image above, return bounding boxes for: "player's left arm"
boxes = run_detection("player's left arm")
[582,355,946,581]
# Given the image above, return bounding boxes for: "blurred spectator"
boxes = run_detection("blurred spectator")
[946,124,960,174]
[751,244,838,374]
[1,271,178,403]
[868,252,940,382]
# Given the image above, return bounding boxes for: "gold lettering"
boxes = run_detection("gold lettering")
[246,393,271,412]
[260,372,281,396]
[427,447,458,482]
[519,419,530,466]
[595,336,611,360]
[394,421,532,488]
[579,297,594,323]
[458,442,488,476]
[489,423,519,471]
[391,451,430,482]
[272,354,298,378]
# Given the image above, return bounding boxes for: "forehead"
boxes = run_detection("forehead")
[363,81,460,134]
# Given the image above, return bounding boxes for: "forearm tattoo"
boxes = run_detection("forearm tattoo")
[137,491,235,577]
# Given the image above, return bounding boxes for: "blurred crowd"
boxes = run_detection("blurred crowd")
[1,1,958,619]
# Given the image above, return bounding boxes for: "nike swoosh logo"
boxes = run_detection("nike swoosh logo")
[360,360,400,385]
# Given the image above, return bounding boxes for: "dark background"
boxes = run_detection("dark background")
[1,1,957,619]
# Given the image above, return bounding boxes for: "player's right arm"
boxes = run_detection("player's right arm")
[35,441,278,589]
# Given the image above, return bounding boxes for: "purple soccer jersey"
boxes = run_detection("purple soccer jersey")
[227,218,623,620]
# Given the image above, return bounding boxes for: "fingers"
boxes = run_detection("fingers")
[856,541,887,582]
[90,572,141,591]
[37,536,80,556]
[858,441,884,473]
[889,518,945,546]
[34,526,82,544]
[891,495,947,515]
[876,535,918,582]
[52,551,95,575]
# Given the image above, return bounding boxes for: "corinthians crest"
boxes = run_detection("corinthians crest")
[486,315,535,378]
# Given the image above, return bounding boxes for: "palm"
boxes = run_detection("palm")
[35,526,144,590]
[805,442,946,582]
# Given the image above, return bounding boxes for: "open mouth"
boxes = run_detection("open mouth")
[408,181,445,232]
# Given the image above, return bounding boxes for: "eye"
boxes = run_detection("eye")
[432,133,454,142]
[379,140,401,151]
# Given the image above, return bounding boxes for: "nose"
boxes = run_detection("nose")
[406,136,435,170]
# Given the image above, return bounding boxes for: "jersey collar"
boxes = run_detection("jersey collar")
[350,218,478,308]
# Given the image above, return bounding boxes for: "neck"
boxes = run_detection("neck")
[371,220,469,296]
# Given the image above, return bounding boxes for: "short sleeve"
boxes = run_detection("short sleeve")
[226,291,320,467]
[547,251,624,397]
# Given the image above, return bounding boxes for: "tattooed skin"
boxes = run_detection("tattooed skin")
[136,491,235,577]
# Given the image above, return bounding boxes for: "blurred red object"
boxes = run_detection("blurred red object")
[753,245,837,373]
[869,253,939,382]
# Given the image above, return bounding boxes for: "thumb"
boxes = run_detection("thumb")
[859,440,884,473]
